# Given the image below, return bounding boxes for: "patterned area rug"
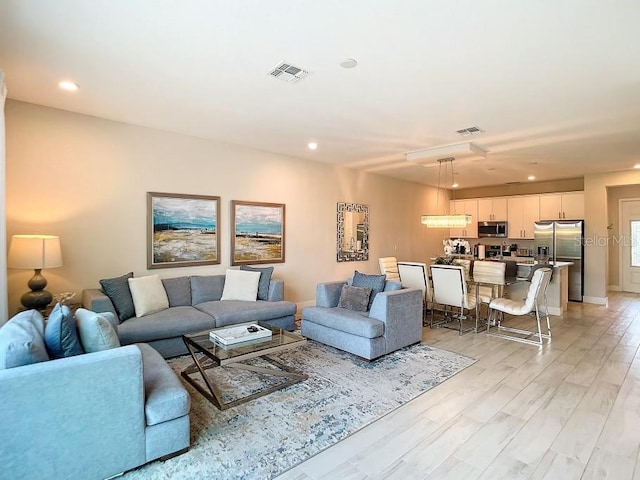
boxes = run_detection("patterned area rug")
[122,340,475,480]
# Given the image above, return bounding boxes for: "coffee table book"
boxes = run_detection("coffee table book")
[209,324,272,345]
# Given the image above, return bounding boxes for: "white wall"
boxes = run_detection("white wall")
[584,170,640,303]
[0,72,7,322]
[5,100,447,315]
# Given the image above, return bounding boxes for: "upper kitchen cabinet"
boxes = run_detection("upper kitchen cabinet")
[477,197,508,221]
[507,195,540,239]
[539,192,584,220]
[449,199,478,238]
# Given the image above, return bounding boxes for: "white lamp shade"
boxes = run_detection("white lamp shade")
[8,235,63,269]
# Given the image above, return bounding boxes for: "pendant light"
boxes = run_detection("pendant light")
[421,158,472,228]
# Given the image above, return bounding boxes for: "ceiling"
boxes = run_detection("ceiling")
[1,1,640,189]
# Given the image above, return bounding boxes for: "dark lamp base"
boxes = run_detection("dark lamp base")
[21,290,53,310]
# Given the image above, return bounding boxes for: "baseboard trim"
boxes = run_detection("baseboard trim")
[608,285,621,292]
[583,296,609,306]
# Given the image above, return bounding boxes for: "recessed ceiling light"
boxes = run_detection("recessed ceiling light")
[58,80,79,91]
[340,58,358,69]
[307,142,318,150]
[451,183,459,188]
[528,175,536,181]
[634,164,640,169]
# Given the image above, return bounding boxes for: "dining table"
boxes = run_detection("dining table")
[466,274,525,332]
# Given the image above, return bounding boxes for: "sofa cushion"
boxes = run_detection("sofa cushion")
[75,308,121,352]
[117,306,217,344]
[100,272,136,321]
[302,307,384,339]
[0,309,49,369]
[337,285,372,312]
[128,275,170,317]
[240,265,273,301]
[162,277,191,307]
[191,275,225,305]
[352,271,386,310]
[137,343,190,426]
[221,269,260,301]
[195,300,297,327]
[43,303,84,359]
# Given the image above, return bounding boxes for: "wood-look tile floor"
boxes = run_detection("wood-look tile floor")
[276,292,640,479]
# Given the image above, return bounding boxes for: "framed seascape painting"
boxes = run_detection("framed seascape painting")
[147,192,221,269]
[231,201,285,265]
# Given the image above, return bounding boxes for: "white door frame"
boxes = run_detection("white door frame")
[619,198,640,293]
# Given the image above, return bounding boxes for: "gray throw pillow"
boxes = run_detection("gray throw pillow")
[352,270,386,310]
[240,265,274,301]
[338,285,372,312]
[162,277,192,307]
[100,272,135,321]
[43,303,84,359]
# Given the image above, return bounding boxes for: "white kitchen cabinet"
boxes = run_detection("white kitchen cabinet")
[449,199,478,238]
[539,192,584,220]
[507,195,539,239]
[477,197,508,221]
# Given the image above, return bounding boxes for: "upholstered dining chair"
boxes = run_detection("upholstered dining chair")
[430,264,477,335]
[397,262,431,320]
[378,257,400,281]
[472,260,507,305]
[487,267,552,346]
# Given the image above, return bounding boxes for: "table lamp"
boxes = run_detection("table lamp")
[8,235,63,310]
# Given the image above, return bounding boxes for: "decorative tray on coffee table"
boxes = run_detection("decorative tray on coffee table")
[209,324,272,346]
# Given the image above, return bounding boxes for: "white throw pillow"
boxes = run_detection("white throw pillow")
[221,269,261,302]
[75,308,121,353]
[128,275,170,317]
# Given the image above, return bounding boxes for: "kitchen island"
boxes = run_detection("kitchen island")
[508,261,574,316]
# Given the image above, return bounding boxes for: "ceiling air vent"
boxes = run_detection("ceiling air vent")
[456,126,485,136]
[268,61,309,83]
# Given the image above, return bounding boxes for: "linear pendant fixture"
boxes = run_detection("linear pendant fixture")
[421,214,472,228]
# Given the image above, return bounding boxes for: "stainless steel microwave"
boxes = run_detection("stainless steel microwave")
[478,221,508,238]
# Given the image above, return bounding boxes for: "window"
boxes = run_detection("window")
[631,220,640,267]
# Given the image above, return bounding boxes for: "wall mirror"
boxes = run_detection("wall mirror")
[337,202,369,262]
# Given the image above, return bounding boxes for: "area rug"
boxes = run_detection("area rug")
[122,341,475,480]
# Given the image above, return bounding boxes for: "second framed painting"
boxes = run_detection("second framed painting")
[231,201,285,265]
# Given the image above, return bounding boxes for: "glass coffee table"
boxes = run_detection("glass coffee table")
[181,321,307,410]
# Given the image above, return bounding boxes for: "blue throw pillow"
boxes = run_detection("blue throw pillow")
[100,272,135,321]
[0,310,49,369]
[352,271,386,310]
[240,265,274,301]
[44,303,84,359]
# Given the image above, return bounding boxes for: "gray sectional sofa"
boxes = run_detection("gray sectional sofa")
[83,273,297,358]
[301,279,423,360]
[0,310,190,480]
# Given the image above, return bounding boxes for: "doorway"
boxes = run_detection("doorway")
[620,199,640,293]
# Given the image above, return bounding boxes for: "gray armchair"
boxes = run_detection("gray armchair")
[301,280,423,360]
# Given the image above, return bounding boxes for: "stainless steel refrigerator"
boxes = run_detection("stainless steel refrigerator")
[534,220,584,302]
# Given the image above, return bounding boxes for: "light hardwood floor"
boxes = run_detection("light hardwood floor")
[276,292,640,479]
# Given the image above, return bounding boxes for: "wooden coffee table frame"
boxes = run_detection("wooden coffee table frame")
[181,331,307,410]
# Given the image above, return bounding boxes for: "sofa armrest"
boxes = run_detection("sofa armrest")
[268,279,285,302]
[369,288,423,352]
[82,288,118,321]
[316,281,346,308]
[0,345,146,479]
